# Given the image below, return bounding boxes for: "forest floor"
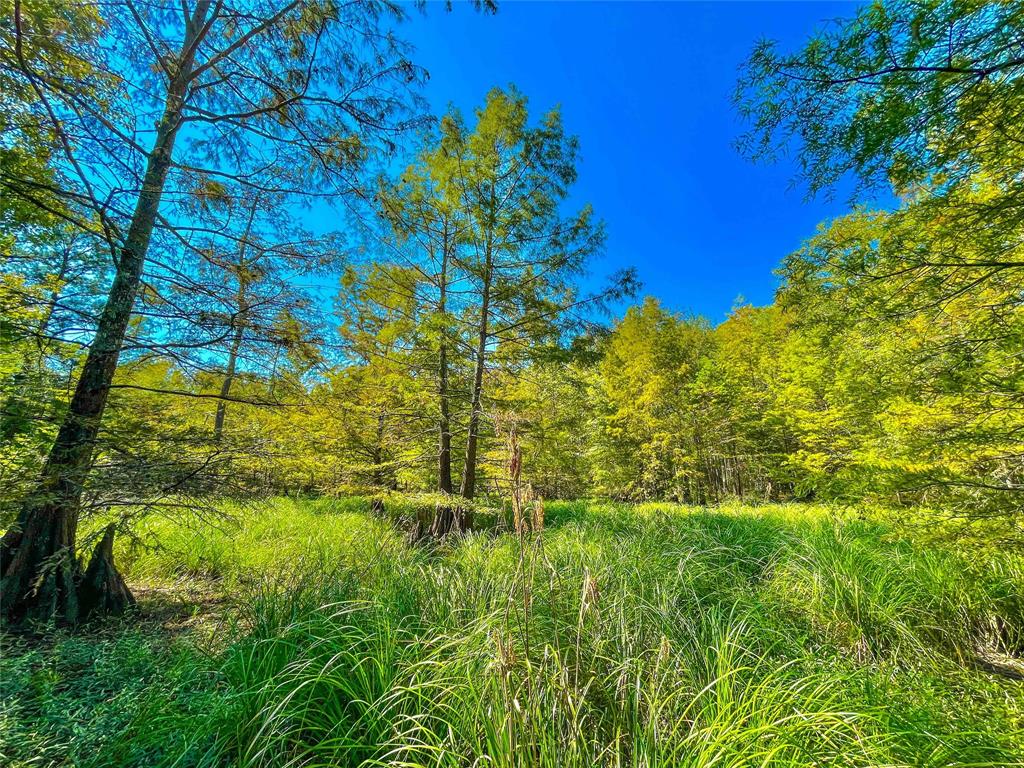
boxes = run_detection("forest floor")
[1,497,1022,767]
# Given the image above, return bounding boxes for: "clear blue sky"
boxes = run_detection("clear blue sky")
[398,0,866,321]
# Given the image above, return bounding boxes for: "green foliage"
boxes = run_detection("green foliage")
[3,498,1022,767]
[775,204,1024,528]
[4,1,1017,537]
[732,0,1024,529]
[0,0,106,235]
[736,0,1024,203]
[590,298,711,500]
[0,229,109,522]
[0,628,226,767]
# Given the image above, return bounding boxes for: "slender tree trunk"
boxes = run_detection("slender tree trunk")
[213,202,257,441]
[373,410,391,488]
[460,240,492,500]
[438,341,453,491]
[0,3,209,626]
[213,322,244,440]
[437,220,453,493]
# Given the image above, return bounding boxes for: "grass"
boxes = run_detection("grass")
[2,497,1022,766]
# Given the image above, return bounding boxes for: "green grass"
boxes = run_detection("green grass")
[2,498,1022,767]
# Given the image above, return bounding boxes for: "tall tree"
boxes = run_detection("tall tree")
[355,88,633,513]
[336,262,425,490]
[377,122,472,493]
[591,298,712,502]
[451,88,619,500]
[0,0,423,625]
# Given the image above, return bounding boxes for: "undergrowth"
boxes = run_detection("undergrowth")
[2,498,1022,766]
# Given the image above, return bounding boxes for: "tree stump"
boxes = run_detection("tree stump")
[427,501,473,538]
[407,513,425,545]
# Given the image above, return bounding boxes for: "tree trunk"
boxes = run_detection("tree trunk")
[438,339,453,492]
[459,239,492,500]
[77,523,135,620]
[212,325,242,442]
[0,3,209,626]
[213,201,257,440]
[437,220,453,493]
[373,410,392,488]
[213,320,245,440]
[427,501,473,538]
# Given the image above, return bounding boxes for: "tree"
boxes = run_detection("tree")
[1,0,424,625]
[336,262,427,490]
[162,186,334,444]
[0,0,104,239]
[487,353,596,500]
[736,0,1024,531]
[450,88,619,500]
[364,88,633,516]
[591,298,711,502]
[377,122,474,493]
[696,304,796,501]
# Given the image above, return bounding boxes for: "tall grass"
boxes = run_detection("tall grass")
[2,498,1021,767]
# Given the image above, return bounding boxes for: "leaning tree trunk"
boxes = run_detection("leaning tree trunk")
[0,4,208,626]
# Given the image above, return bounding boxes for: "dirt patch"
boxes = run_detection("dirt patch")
[131,577,230,639]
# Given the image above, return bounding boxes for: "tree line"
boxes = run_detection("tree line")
[2,0,1021,625]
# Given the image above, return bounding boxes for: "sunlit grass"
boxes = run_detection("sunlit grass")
[2,498,1022,767]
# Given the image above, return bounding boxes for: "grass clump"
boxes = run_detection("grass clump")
[2,498,1022,767]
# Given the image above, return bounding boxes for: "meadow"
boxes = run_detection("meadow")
[1,497,1022,767]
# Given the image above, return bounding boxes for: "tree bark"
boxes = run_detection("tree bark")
[437,219,453,493]
[213,321,244,440]
[0,3,210,626]
[459,235,493,500]
[77,523,135,620]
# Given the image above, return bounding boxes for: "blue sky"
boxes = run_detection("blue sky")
[395,0,867,321]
